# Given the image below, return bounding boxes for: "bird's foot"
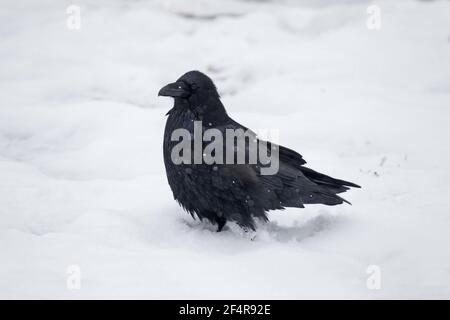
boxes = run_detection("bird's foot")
[228,223,257,240]
[215,216,227,232]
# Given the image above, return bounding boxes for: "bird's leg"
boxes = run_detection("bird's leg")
[215,216,227,232]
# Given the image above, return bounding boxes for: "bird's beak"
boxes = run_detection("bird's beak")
[158,81,190,98]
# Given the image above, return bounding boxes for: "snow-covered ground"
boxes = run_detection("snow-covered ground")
[1,0,449,299]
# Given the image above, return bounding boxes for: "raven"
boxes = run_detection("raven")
[159,70,360,231]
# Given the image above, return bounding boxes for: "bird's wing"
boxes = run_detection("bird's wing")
[225,118,306,165]
[277,144,306,166]
[214,119,358,209]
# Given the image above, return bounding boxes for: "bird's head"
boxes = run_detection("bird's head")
[159,70,227,121]
[158,70,219,102]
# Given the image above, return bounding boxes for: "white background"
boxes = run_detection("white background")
[0,0,449,298]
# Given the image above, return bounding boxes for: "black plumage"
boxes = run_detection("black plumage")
[159,71,360,231]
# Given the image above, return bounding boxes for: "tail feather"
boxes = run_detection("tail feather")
[300,166,361,191]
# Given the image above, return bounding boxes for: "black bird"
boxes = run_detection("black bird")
[159,70,360,231]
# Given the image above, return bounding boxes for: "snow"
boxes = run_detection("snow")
[1,0,450,299]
